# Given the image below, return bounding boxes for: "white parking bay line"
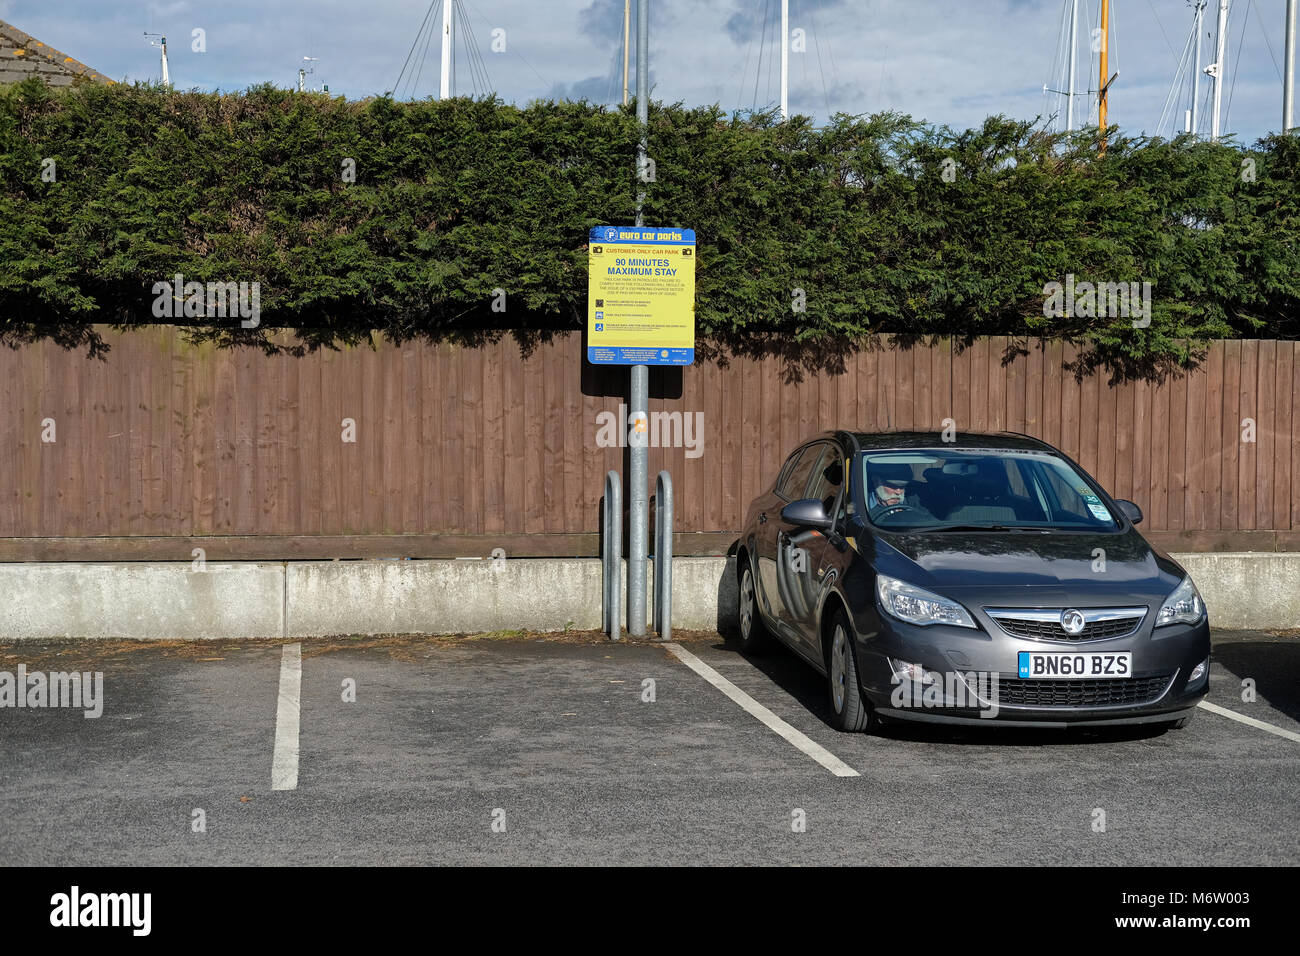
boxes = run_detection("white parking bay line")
[271,643,302,791]
[1198,700,1300,744]
[664,643,860,777]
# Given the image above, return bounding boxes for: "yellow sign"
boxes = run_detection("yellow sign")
[587,226,696,365]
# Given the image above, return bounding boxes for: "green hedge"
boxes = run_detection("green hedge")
[1,77,1295,377]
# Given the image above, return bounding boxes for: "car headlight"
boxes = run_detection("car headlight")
[1156,576,1205,627]
[875,573,976,629]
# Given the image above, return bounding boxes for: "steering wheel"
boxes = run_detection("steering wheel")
[876,504,917,519]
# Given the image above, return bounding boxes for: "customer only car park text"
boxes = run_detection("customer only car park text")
[587,226,696,366]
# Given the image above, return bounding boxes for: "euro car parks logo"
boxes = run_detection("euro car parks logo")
[1061,608,1086,635]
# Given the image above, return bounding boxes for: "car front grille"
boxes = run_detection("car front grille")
[985,607,1146,642]
[971,672,1175,708]
[993,616,1140,641]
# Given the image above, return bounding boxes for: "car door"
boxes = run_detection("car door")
[757,443,819,630]
[775,441,837,649]
[781,442,847,654]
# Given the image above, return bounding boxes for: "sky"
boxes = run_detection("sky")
[4,0,1292,144]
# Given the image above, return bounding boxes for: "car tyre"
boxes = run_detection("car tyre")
[738,560,772,654]
[827,607,875,733]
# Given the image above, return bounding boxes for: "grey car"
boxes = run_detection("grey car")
[736,430,1211,732]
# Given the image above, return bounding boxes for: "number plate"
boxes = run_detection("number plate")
[1017,651,1132,679]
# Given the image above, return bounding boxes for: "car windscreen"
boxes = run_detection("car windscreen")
[860,450,1122,532]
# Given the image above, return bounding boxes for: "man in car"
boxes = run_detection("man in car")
[867,465,914,515]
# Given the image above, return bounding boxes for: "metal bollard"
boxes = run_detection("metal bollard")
[654,470,673,641]
[603,470,622,641]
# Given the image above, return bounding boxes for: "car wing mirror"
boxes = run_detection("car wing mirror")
[781,498,833,530]
[1116,499,1143,525]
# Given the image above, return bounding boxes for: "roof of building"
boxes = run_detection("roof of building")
[0,19,114,87]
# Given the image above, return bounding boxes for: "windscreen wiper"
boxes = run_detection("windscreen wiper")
[916,524,1047,533]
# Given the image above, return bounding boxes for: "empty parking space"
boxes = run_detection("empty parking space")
[0,640,286,865]
[0,629,1296,865]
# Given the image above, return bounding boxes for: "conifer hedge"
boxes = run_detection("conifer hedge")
[1,77,1295,376]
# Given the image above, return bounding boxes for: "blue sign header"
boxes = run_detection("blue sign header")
[589,226,696,246]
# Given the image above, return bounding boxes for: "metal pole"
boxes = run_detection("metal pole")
[1211,0,1229,140]
[622,0,631,106]
[1192,1,1204,135]
[628,0,650,637]
[160,37,170,88]
[1066,0,1078,131]
[780,0,789,120]
[1286,0,1296,131]
[440,0,453,100]
[654,471,673,640]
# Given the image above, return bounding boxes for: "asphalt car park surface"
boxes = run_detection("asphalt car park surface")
[0,628,1296,866]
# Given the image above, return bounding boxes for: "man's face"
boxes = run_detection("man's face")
[876,483,906,506]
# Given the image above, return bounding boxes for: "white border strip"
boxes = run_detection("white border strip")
[271,643,302,790]
[665,643,860,777]
[1198,700,1300,743]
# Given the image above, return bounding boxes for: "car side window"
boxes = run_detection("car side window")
[805,445,844,518]
[774,448,804,497]
[777,445,820,500]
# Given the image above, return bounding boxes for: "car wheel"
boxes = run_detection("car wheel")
[738,561,771,653]
[827,608,875,733]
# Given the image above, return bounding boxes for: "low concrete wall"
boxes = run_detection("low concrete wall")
[286,556,736,637]
[0,562,284,640]
[287,559,607,636]
[0,552,1289,640]
[1178,553,1300,630]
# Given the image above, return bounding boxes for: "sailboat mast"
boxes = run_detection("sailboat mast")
[780,0,789,120]
[1066,0,1078,131]
[1192,1,1204,134]
[623,0,631,106]
[1098,0,1109,149]
[1210,0,1228,139]
[1285,0,1296,131]
[440,0,453,100]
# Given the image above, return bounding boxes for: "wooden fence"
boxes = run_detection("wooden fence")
[1,327,1297,559]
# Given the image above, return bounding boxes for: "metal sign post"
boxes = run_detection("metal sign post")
[590,1,694,639]
[630,0,651,637]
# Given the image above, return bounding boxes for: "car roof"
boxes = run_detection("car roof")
[807,430,1057,453]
